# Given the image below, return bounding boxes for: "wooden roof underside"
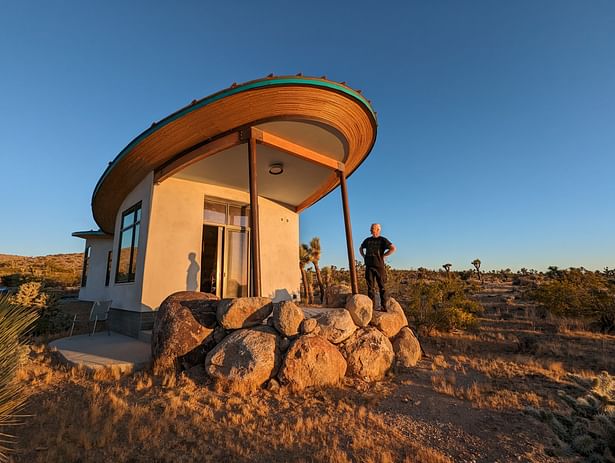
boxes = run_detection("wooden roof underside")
[92,78,377,234]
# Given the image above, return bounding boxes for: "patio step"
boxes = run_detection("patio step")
[138,330,152,344]
[49,332,151,372]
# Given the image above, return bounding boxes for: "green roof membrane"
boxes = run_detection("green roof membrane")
[91,76,377,205]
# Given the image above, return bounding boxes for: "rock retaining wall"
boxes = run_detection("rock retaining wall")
[152,291,422,390]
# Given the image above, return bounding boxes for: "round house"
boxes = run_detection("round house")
[73,76,377,337]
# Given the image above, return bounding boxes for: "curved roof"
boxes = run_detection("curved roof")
[92,76,378,233]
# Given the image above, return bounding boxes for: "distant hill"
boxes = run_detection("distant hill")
[0,253,83,287]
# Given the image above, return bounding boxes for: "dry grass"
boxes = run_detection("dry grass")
[11,347,454,463]
[420,284,615,428]
[10,280,614,462]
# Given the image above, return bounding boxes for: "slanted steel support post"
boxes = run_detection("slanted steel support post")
[338,169,358,294]
[248,135,261,297]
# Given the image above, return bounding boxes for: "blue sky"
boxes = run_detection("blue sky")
[0,1,613,271]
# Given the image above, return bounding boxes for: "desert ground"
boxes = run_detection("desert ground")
[8,280,614,463]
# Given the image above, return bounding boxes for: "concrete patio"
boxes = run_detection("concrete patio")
[49,332,151,371]
[48,307,339,372]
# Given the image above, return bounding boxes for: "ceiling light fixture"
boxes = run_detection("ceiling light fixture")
[269,163,284,175]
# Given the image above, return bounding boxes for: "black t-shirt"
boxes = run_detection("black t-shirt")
[360,236,393,269]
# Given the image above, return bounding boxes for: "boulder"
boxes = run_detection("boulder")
[370,297,408,338]
[324,284,352,308]
[217,297,273,330]
[278,335,347,390]
[314,309,357,344]
[300,317,319,335]
[151,291,219,374]
[266,377,281,393]
[341,327,394,381]
[205,326,280,388]
[272,300,304,337]
[345,294,373,327]
[393,327,422,368]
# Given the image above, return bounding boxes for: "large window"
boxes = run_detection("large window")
[81,245,91,287]
[115,202,141,283]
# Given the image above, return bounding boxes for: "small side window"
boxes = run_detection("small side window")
[81,245,91,287]
[105,250,112,286]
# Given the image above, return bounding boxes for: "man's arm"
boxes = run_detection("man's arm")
[383,243,396,257]
[359,239,366,258]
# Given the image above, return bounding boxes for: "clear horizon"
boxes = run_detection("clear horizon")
[1,1,613,272]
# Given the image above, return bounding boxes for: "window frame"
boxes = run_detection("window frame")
[81,245,91,287]
[115,201,142,284]
[204,197,250,228]
[105,250,112,286]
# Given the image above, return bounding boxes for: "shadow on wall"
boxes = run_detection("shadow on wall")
[186,252,200,291]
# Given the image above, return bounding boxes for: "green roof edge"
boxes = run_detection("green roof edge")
[72,230,112,239]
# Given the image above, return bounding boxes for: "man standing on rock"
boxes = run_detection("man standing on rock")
[359,223,396,310]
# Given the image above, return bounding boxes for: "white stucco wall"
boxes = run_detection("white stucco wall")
[258,197,301,301]
[141,177,300,311]
[77,237,113,302]
[107,172,154,311]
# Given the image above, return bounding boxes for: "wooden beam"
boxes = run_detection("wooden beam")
[251,127,344,172]
[248,136,262,297]
[338,170,358,294]
[154,131,241,183]
[294,173,338,212]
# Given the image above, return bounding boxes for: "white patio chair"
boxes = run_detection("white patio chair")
[69,300,112,336]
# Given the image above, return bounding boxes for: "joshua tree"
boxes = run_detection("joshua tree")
[309,237,326,304]
[442,263,452,279]
[471,259,482,281]
[321,266,331,287]
[306,270,314,305]
[0,295,38,462]
[299,244,312,304]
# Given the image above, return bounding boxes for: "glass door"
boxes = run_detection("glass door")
[202,197,251,298]
[223,228,250,298]
[201,225,223,297]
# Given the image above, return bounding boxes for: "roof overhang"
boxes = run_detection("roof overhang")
[92,76,378,233]
[72,230,113,239]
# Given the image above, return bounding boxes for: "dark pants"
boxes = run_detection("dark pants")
[365,266,387,308]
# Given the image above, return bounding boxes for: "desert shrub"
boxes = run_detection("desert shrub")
[458,270,475,281]
[33,307,73,336]
[12,282,57,309]
[403,279,483,334]
[527,371,615,461]
[530,268,615,332]
[0,295,38,462]
[10,283,70,336]
[0,274,24,288]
